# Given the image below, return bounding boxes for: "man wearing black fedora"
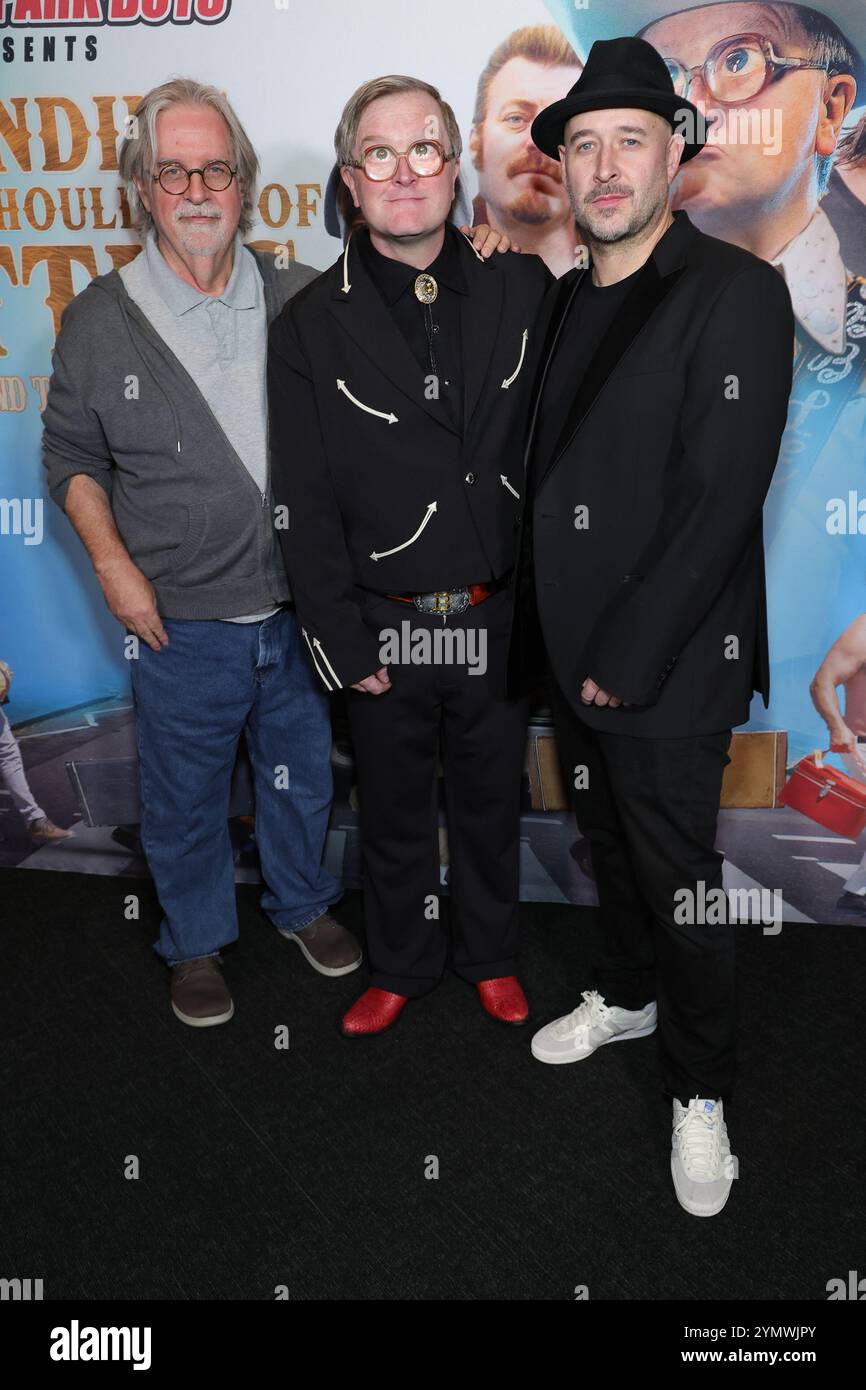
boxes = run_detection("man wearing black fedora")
[508,37,794,1216]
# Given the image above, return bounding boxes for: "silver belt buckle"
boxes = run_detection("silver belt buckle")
[413,588,470,615]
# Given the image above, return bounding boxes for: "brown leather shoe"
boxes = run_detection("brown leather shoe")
[170,955,234,1027]
[28,817,74,844]
[278,912,362,976]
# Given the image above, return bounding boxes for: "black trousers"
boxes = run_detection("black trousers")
[550,679,736,1105]
[345,586,529,997]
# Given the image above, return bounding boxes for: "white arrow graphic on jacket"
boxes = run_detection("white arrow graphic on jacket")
[501,329,528,389]
[341,230,353,294]
[312,637,341,688]
[371,502,437,561]
[301,627,335,691]
[500,474,520,499]
[337,379,398,424]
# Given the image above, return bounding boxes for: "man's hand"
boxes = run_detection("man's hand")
[580,676,630,709]
[352,667,392,695]
[829,727,866,771]
[460,223,518,256]
[98,556,169,651]
[63,475,168,650]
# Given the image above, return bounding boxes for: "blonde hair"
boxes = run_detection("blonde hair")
[334,74,463,166]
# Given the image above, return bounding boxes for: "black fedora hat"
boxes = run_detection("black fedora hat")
[531,35,706,163]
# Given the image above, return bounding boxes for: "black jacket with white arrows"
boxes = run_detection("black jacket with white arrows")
[267,228,552,690]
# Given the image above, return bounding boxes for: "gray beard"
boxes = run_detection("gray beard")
[173,217,233,258]
[571,182,667,246]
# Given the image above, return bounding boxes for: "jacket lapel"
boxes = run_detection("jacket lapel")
[458,232,505,429]
[324,231,461,437]
[523,269,586,492]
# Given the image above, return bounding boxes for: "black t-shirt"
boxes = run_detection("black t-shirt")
[531,262,645,474]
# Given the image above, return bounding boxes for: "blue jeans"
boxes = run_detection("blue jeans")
[130,606,339,966]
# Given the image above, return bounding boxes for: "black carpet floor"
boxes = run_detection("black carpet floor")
[1,868,862,1301]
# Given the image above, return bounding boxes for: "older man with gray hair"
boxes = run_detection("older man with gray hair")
[41,78,364,1026]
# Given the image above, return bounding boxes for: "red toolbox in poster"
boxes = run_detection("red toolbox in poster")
[778,748,866,837]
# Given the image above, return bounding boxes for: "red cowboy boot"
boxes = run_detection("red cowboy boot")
[476,975,529,1025]
[341,987,409,1037]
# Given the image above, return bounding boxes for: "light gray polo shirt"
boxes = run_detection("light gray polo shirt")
[119,228,280,623]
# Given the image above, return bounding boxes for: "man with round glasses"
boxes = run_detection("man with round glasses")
[42,78,365,1027]
[268,75,554,1037]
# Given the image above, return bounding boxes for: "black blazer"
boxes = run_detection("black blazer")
[507,210,795,738]
[267,231,551,690]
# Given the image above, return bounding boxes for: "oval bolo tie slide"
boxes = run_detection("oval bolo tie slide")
[414,273,438,304]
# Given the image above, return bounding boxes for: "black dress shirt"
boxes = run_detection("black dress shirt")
[358,223,466,430]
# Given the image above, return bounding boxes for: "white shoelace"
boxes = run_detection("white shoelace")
[551,989,611,1039]
[674,1099,725,1179]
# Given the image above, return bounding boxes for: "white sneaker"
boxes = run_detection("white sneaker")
[530,988,657,1064]
[671,1097,736,1217]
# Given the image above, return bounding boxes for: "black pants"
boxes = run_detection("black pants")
[346,587,529,997]
[550,680,736,1105]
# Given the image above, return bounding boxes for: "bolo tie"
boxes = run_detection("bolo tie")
[414,271,439,376]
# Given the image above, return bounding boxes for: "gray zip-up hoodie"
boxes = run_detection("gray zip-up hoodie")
[42,248,318,620]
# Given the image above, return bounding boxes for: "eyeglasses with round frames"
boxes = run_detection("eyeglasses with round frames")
[152,161,237,195]
[662,32,834,105]
[347,139,456,182]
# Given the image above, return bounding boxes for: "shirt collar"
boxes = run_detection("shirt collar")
[770,207,849,354]
[145,228,258,316]
[358,223,469,305]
